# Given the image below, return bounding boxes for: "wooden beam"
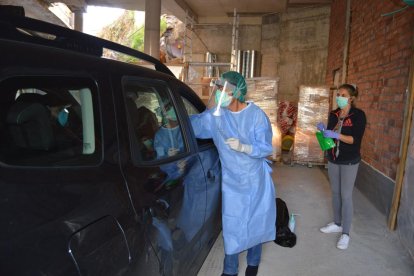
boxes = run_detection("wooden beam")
[388,41,414,230]
[288,0,332,4]
[341,0,351,84]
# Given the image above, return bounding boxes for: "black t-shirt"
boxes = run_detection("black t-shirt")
[326,107,366,164]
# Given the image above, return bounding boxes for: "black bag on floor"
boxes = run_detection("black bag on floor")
[274,198,297,248]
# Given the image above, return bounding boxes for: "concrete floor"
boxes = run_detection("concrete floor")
[198,164,414,276]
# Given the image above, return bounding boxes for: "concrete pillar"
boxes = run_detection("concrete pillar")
[73,9,83,32]
[144,0,161,59]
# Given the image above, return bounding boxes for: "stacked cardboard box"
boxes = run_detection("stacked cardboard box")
[246,78,281,161]
[293,85,330,164]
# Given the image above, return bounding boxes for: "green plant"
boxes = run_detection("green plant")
[98,11,169,63]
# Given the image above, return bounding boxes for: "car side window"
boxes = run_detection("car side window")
[0,76,101,166]
[181,96,213,147]
[123,81,187,163]
[182,97,200,115]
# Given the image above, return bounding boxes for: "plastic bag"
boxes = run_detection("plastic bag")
[275,226,297,248]
[315,131,335,151]
[274,198,297,248]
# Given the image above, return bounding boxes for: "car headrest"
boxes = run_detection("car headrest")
[15,93,46,103]
[6,102,55,150]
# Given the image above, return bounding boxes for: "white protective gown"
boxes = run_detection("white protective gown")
[190,102,276,255]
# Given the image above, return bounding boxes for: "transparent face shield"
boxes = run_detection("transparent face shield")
[206,79,236,117]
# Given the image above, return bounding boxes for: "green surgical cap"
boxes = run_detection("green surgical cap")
[222,71,247,103]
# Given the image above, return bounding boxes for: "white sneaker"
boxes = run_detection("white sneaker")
[320,222,343,233]
[337,234,350,250]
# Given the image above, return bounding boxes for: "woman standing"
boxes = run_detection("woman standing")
[317,84,366,250]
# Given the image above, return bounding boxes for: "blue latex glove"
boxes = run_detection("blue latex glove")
[323,130,340,139]
[316,122,326,131]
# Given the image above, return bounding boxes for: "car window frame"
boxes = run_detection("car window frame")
[121,76,193,166]
[174,82,215,150]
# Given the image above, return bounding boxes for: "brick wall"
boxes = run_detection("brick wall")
[326,0,414,180]
[325,0,347,83]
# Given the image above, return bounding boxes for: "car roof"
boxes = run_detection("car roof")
[0,12,174,77]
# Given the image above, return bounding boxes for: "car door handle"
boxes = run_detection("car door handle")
[207,169,215,181]
[145,199,169,221]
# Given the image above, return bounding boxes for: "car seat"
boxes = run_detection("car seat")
[6,101,55,151]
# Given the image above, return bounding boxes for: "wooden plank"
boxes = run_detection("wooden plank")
[388,43,414,230]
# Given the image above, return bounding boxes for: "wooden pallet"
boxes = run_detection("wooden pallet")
[290,160,327,168]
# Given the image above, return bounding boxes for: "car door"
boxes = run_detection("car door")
[0,72,139,275]
[173,82,222,274]
[114,76,209,276]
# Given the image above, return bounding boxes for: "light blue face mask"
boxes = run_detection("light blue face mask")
[215,90,232,107]
[143,138,153,149]
[336,96,349,109]
[166,107,177,121]
[57,108,69,126]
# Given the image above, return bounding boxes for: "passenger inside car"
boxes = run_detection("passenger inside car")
[136,106,159,161]
[13,91,83,152]
[44,95,83,152]
[1,85,94,165]
[125,91,160,161]
[154,99,184,158]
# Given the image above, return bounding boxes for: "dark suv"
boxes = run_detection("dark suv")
[0,8,221,276]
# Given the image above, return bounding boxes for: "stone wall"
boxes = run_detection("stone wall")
[277,6,331,102]
[189,6,331,102]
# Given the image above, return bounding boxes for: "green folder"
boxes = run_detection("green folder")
[315,131,335,151]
